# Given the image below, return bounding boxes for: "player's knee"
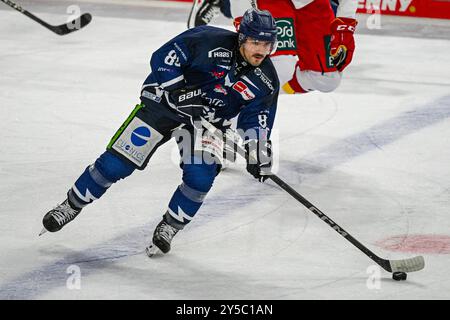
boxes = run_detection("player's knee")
[94,151,135,183]
[182,161,217,193]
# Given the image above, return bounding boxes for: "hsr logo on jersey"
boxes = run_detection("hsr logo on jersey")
[208,47,233,59]
[233,81,255,100]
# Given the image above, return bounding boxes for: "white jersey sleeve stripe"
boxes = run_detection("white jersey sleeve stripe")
[160,75,185,89]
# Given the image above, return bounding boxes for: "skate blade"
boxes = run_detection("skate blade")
[145,243,161,258]
[187,0,202,29]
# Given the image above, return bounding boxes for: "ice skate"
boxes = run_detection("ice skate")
[40,199,81,235]
[146,217,180,257]
[188,0,221,28]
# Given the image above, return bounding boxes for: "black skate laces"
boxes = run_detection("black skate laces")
[51,200,80,226]
[199,2,220,24]
[156,222,179,243]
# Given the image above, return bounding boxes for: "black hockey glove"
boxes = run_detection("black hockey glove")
[244,139,273,182]
[169,88,209,126]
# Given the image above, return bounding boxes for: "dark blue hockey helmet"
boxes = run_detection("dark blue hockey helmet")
[238,8,277,51]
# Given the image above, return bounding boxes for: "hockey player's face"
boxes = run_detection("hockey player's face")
[240,38,272,66]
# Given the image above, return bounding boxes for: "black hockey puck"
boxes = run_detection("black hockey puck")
[392,272,407,281]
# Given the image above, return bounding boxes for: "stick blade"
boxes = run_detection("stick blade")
[389,256,425,273]
[52,13,92,35]
[78,13,92,28]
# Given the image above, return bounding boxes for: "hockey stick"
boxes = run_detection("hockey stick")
[1,0,92,35]
[201,118,425,274]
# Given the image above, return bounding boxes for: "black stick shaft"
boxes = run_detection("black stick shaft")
[202,119,425,273]
[268,174,390,271]
[2,0,54,28]
[200,119,392,272]
[1,0,91,35]
[1,0,24,12]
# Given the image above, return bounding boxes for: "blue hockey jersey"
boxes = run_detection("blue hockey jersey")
[140,25,280,140]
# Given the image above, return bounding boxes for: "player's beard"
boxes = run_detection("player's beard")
[241,46,265,67]
[250,54,265,66]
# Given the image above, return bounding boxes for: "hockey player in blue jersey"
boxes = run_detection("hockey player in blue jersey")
[40,8,280,256]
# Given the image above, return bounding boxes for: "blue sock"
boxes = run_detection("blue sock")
[68,151,135,208]
[164,159,218,229]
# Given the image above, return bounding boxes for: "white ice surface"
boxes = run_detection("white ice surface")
[0,1,450,300]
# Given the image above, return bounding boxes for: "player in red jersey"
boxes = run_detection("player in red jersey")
[189,0,358,94]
